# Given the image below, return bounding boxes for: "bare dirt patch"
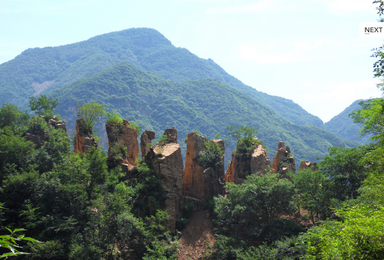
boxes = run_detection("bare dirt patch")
[177,210,216,260]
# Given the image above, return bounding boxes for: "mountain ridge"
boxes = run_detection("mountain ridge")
[51,62,358,163]
[0,27,323,128]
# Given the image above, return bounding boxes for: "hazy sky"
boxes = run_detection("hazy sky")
[0,0,383,122]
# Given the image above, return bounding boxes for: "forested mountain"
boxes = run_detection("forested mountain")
[52,62,357,163]
[0,28,323,127]
[325,99,371,144]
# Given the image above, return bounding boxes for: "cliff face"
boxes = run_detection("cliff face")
[106,120,139,168]
[224,138,271,184]
[271,141,296,177]
[145,128,184,233]
[74,118,98,153]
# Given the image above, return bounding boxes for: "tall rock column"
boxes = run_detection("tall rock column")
[183,133,225,203]
[271,141,296,177]
[145,128,184,233]
[224,137,271,184]
[106,120,139,172]
[203,139,225,200]
[183,132,208,201]
[140,130,155,158]
[74,118,98,153]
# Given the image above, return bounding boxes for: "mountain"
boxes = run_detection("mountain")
[0,28,323,127]
[52,62,358,163]
[325,99,371,144]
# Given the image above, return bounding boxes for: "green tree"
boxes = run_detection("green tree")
[0,127,34,174]
[0,103,29,133]
[318,145,371,200]
[77,102,106,135]
[29,95,58,118]
[226,125,259,156]
[214,173,298,242]
[196,140,224,169]
[290,168,332,224]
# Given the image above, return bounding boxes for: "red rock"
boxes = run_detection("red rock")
[74,118,97,153]
[271,141,296,177]
[224,137,271,184]
[106,122,139,166]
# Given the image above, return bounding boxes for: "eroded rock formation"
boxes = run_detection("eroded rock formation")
[183,133,225,205]
[49,115,67,132]
[271,141,296,177]
[145,128,184,233]
[183,132,207,201]
[163,127,177,143]
[106,120,139,172]
[74,118,98,153]
[26,115,67,149]
[224,138,271,184]
[299,160,318,171]
[140,130,155,158]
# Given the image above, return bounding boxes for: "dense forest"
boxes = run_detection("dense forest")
[1,89,383,259]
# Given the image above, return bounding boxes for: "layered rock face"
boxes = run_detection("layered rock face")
[106,120,139,173]
[299,160,318,171]
[224,138,271,184]
[74,118,98,153]
[26,115,67,148]
[140,130,155,158]
[271,141,296,177]
[145,128,184,233]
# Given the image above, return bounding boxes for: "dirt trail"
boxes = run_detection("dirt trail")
[177,210,216,260]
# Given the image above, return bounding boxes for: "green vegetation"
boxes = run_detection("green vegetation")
[0,101,178,259]
[0,28,324,131]
[196,140,224,169]
[29,95,58,119]
[129,121,142,135]
[105,112,123,125]
[226,125,260,156]
[325,99,371,144]
[0,226,39,258]
[51,62,357,165]
[206,3,384,258]
[77,102,106,136]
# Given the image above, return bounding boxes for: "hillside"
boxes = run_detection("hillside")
[52,62,358,163]
[325,99,371,144]
[0,28,323,127]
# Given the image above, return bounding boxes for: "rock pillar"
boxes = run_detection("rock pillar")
[74,118,97,153]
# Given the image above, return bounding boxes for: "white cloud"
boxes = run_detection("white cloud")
[205,0,273,14]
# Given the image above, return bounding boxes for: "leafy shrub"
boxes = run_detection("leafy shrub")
[225,125,260,157]
[77,102,106,135]
[214,174,295,242]
[196,140,224,169]
[158,134,170,144]
[105,112,123,125]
